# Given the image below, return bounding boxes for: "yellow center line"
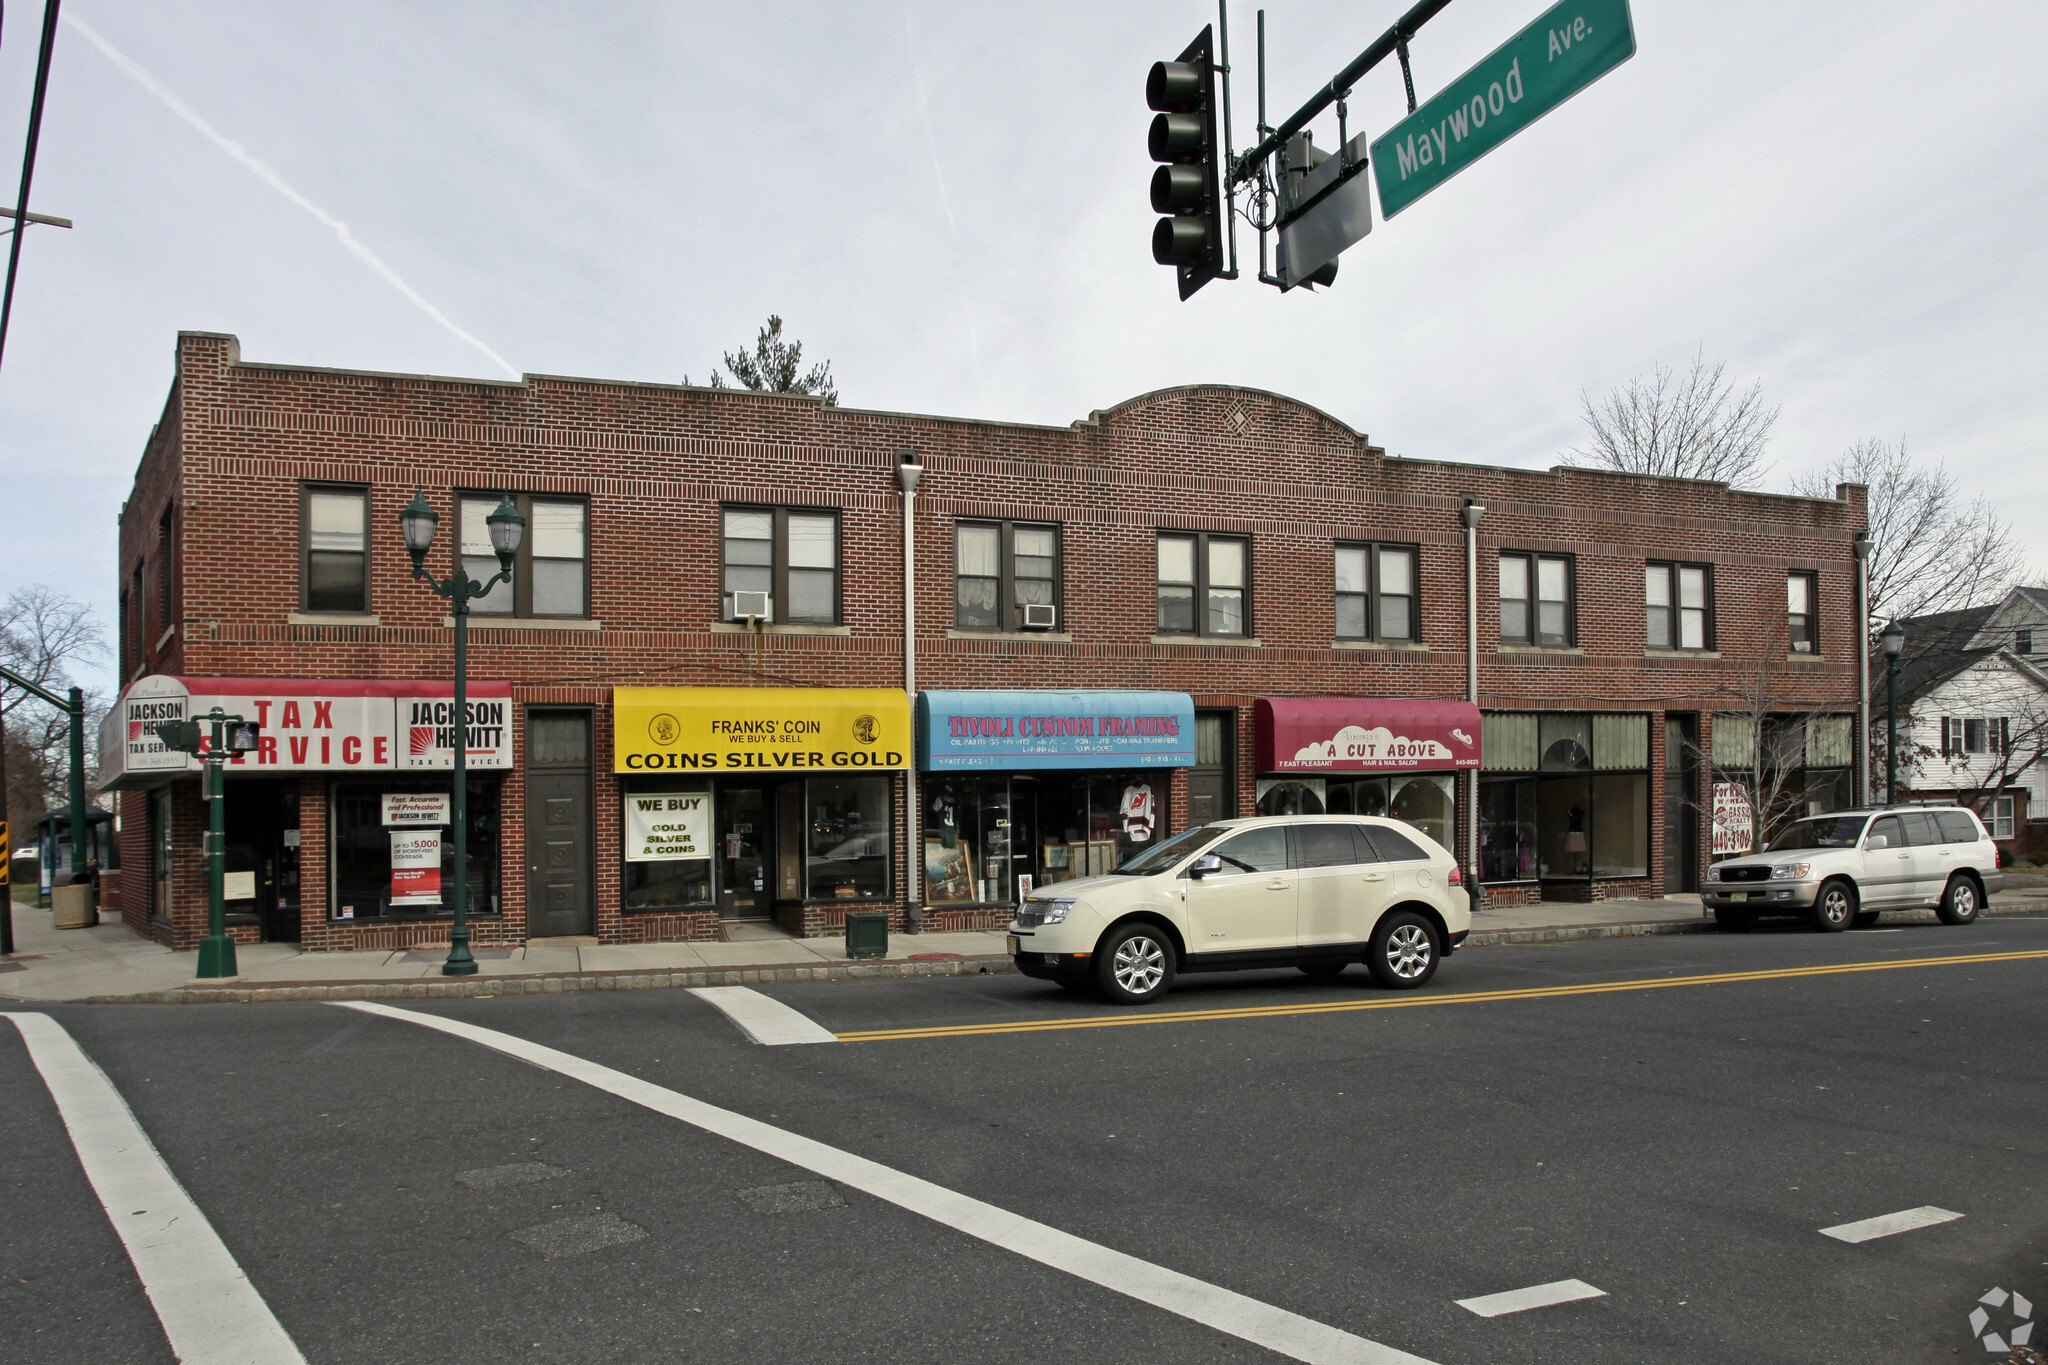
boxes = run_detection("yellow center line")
[833,947,2048,1043]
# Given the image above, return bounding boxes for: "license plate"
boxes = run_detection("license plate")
[1729,892,1748,902]
[1005,935,1019,955]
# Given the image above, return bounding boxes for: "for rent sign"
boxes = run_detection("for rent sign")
[1711,782,1755,855]
[1370,0,1636,218]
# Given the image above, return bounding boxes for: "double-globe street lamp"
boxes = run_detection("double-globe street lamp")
[399,490,524,976]
[1881,618,1906,805]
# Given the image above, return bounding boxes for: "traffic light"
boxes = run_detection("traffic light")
[1147,26,1224,300]
[153,719,203,755]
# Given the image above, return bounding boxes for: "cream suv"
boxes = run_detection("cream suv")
[1007,815,1473,1005]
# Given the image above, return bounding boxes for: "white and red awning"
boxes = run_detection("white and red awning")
[99,676,514,790]
[1254,697,1481,773]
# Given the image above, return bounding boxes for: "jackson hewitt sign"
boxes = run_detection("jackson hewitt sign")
[1371,0,1636,219]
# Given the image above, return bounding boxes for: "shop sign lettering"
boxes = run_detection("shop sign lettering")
[921,690,1197,771]
[1711,781,1754,855]
[625,792,712,861]
[381,792,452,827]
[613,687,912,774]
[1291,725,1455,769]
[389,829,443,906]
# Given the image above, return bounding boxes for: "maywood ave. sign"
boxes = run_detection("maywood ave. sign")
[1371,0,1636,218]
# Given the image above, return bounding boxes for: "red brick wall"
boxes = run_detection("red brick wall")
[110,332,1866,946]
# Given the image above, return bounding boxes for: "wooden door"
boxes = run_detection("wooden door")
[525,712,593,937]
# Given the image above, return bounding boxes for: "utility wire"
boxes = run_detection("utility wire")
[0,0,62,377]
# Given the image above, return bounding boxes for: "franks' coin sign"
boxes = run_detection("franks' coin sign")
[648,714,680,745]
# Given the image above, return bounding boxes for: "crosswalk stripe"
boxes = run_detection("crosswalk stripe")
[1819,1206,1964,1243]
[3,1012,307,1365]
[337,999,1440,1365]
[1456,1279,1607,1317]
[690,986,839,1045]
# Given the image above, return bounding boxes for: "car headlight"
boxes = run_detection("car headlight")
[1705,865,1721,882]
[1770,863,1812,880]
[1027,898,1074,924]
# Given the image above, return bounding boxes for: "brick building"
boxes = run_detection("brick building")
[98,331,1868,952]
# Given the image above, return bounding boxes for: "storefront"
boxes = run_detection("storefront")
[97,675,514,943]
[612,686,911,932]
[916,690,1195,923]
[1478,711,1651,895]
[1251,697,1480,852]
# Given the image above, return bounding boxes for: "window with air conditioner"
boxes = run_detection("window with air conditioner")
[954,520,1061,631]
[721,506,839,624]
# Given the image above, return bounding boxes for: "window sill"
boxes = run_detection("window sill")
[441,616,604,631]
[289,612,382,627]
[156,624,177,650]
[1332,639,1430,652]
[1643,648,1721,659]
[1497,644,1583,655]
[1785,652,1828,662]
[709,621,852,636]
[1150,634,1263,648]
[946,628,1074,642]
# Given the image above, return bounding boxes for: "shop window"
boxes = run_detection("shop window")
[460,494,589,618]
[1499,552,1571,647]
[1322,775,1455,849]
[1157,532,1247,637]
[954,520,1060,630]
[926,772,1164,905]
[805,775,891,901]
[1646,562,1712,651]
[1334,543,1418,642]
[1787,572,1816,653]
[329,777,501,920]
[1480,711,1650,882]
[303,485,368,613]
[721,506,838,624]
[622,781,715,909]
[1479,776,1537,882]
[1256,779,1325,815]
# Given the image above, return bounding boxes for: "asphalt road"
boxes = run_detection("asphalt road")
[5,914,2046,1364]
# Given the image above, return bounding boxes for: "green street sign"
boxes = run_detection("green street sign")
[1371,0,1636,219]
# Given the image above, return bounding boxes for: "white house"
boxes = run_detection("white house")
[1891,588,2048,855]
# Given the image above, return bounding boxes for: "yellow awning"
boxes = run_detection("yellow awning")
[613,687,910,774]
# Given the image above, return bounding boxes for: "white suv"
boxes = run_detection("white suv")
[1007,815,1473,1004]
[1704,806,2004,933]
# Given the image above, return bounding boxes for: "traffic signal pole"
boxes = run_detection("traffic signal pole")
[0,664,87,898]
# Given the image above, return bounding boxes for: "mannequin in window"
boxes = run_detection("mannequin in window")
[1565,804,1588,856]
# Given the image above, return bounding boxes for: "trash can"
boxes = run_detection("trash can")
[844,911,888,960]
[51,882,97,929]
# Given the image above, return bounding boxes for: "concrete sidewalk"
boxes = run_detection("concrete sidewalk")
[3,888,2041,1005]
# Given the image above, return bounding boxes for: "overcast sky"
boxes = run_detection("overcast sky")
[3,0,2044,704]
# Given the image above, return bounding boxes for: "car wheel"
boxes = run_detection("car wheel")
[1094,923,1175,1005]
[1713,906,1754,933]
[1298,961,1348,980]
[1936,875,1981,926]
[1367,911,1439,990]
[1811,879,1855,933]
[1851,910,1881,929]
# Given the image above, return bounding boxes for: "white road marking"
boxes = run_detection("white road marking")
[689,986,839,1046]
[1455,1279,1607,1317]
[337,1000,1437,1365]
[3,1012,307,1365]
[1819,1205,1964,1243]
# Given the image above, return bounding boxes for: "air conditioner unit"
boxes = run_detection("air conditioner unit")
[729,591,772,622]
[1020,603,1058,631]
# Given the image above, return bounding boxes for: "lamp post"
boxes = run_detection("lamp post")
[399,490,523,976]
[1881,619,1905,806]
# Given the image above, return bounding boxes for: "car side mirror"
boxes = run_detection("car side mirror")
[1865,834,1888,850]
[1187,854,1223,880]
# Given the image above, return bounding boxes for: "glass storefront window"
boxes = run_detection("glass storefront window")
[1590,773,1648,876]
[622,781,714,909]
[331,777,500,920]
[1322,775,1454,848]
[1538,775,1591,877]
[806,775,891,902]
[926,772,1165,904]
[1479,776,1536,882]
[1256,779,1326,815]
[1485,711,1653,883]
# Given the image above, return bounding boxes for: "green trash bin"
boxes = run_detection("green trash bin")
[844,911,888,960]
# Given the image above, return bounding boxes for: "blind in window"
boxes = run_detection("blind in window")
[1712,715,1755,768]
[1482,712,1538,771]
[1806,715,1853,767]
[1593,714,1648,769]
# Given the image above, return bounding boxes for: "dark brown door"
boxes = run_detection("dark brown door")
[525,712,594,937]
[1189,710,1236,824]
[1664,715,1699,893]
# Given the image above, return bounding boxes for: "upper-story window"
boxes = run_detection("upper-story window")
[303,485,369,613]
[2016,628,2034,655]
[1500,552,1571,647]
[720,506,838,624]
[1335,543,1418,642]
[1158,532,1248,637]
[1646,561,1712,651]
[462,493,589,618]
[955,520,1060,630]
[1787,572,1817,653]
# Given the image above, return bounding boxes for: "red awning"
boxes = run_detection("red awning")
[1254,697,1481,773]
[170,677,512,699]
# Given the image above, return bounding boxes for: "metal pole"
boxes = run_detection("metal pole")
[1853,533,1871,806]
[66,685,85,888]
[898,453,923,932]
[1886,658,1899,807]
[1460,500,1483,903]
[445,593,476,975]
[195,712,237,978]
[0,0,66,375]
[0,705,14,955]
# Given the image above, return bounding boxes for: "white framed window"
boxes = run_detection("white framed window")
[1992,795,2015,839]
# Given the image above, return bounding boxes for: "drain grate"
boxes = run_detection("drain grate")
[508,1211,648,1259]
[737,1180,847,1215]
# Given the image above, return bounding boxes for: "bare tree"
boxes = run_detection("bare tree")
[1568,348,1778,487]
[1790,437,2027,633]
[1,585,109,825]
[1698,623,1836,854]
[689,315,838,405]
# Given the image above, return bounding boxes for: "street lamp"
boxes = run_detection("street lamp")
[400,490,523,976]
[1881,618,1906,805]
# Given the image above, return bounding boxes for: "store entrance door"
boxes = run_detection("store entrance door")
[716,783,770,919]
[526,711,594,937]
[1664,715,1699,893]
[1189,710,1236,824]
[224,779,301,942]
